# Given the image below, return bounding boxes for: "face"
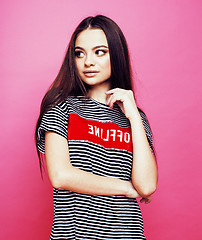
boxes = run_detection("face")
[74,29,111,87]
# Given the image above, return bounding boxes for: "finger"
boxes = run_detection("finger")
[108,91,124,103]
[147,198,152,204]
[140,198,146,203]
[140,197,152,204]
[145,197,152,204]
[106,95,113,107]
[108,94,124,109]
[105,88,120,95]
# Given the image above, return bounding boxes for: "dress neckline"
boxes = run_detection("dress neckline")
[88,97,110,108]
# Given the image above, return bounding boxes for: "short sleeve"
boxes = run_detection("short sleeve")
[138,110,153,151]
[37,102,69,154]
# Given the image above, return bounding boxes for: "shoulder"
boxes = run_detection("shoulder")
[45,97,73,117]
[37,99,71,153]
[39,99,71,132]
[138,108,147,120]
[138,107,153,141]
[138,108,150,128]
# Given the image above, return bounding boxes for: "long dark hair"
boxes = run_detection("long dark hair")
[35,15,154,174]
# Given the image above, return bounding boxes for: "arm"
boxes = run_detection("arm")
[106,89,158,197]
[129,111,158,197]
[45,132,141,198]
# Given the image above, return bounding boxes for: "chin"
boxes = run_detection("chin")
[82,78,111,87]
[83,80,103,86]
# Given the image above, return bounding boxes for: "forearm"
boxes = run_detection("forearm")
[130,112,158,197]
[104,88,157,198]
[52,165,140,197]
[45,132,140,198]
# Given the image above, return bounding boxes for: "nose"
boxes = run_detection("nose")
[84,54,95,67]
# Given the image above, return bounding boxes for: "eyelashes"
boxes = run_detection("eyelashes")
[75,49,108,58]
[75,51,84,58]
[95,50,107,56]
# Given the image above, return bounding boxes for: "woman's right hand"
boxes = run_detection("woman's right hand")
[140,196,152,204]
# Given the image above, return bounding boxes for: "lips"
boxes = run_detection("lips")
[83,70,99,77]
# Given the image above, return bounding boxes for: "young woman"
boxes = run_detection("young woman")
[35,15,158,240]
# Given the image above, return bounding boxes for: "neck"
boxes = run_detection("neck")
[87,80,110,104]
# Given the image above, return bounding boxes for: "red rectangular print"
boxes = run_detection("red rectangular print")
[68,113,132,152]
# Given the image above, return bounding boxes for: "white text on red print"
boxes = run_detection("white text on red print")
[88,124,131,143]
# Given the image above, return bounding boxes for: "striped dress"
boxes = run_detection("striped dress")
[37,96,153,240]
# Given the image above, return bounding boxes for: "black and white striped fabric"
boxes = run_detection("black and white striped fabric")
[37,96,153,240]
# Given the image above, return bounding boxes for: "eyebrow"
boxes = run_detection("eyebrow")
[74,45,109,51]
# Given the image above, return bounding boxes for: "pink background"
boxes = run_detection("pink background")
[1,0,202,239]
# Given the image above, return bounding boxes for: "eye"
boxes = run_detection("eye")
[75,51,85,58]
[95,49,107,56]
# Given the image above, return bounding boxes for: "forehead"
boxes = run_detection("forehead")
[75,29,108,48]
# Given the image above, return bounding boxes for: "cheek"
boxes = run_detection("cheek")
[102,57,111,73]
[106,59,111,75]
[75,60,82,73]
